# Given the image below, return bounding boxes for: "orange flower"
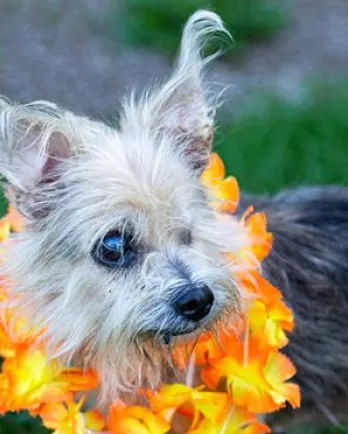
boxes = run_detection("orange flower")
[237,271,282,304]
[202,335,300,413]
[173,331,225,369]
[59,368,99,393]
[173,325,246,371]
[228,208,273,272]
[201,153,240,213]
[189,407,270,434]
[244,211,273,263]
[248,299,294,348]
[201,153,226,184]
[237,271,294,348]
[0,204,24,241]
[39,398,105,434]
[148,384,229,431]
[6,204,24,232]
[264,351,300,410]
[0,218,10,242]
[0,348,98,413]
[0,309,45,358]
[107,400,170,434]
[0,280,8,301]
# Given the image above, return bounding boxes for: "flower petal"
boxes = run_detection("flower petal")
[108,400,170,434]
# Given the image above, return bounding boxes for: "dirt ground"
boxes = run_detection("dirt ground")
[0,0,348,116]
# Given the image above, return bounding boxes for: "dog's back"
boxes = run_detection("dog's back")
[240,186,348,408]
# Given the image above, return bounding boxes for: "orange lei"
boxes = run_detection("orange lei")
[0,153,300,433]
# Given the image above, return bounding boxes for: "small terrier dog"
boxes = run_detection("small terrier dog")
[1,10,348,416]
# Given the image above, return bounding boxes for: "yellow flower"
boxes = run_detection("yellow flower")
[39,398,105,434]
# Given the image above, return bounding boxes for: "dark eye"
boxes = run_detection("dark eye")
[93,231,135,268]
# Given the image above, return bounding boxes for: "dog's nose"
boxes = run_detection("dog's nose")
[174,285,214,322]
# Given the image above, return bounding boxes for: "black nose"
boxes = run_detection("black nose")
[174,284,214,322]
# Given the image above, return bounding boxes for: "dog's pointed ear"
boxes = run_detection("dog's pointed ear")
[0,99,77,219]
[151,11,230,171]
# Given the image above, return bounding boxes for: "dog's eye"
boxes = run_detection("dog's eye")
[93,231,135,268]
[102,233,123,261]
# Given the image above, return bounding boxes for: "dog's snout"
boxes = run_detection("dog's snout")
[174,284,214,322]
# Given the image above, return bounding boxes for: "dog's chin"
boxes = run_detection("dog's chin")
[144,309,222,347]
[169,328,204,346]
[160,319,214,346]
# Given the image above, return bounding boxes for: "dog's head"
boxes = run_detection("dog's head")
[0,11,247,401]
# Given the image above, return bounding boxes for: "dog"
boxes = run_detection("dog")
[0,10,348,420]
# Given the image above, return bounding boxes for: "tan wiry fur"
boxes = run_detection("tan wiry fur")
[0,11,247,403]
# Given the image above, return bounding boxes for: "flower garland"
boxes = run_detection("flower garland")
[0,153,300,433]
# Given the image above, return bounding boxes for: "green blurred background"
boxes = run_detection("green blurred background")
[1,0,348,432]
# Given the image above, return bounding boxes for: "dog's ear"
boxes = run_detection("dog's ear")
[151,11,230,171]
[0,99,77,219]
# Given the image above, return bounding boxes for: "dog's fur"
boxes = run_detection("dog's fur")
[0,10,348,415]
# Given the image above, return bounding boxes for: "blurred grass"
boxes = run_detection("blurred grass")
[216,81,348,195]
[0,189,7,218]
[0,412,49,434]
[108,0,288,55]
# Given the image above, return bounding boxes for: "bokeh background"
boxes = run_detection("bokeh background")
[0,0,348,433]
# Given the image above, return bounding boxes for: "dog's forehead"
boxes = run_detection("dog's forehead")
[76,128,203,230]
